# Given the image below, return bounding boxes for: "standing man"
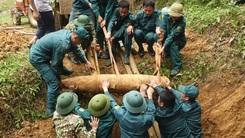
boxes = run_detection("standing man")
[105,0,135,66]
[158,2,187,77]
[28,0,55,45]
[29,27,95,116]
[91,0,118,59]
[69,0,96,28]
[134,0,162,57]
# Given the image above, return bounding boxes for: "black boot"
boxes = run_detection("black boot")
[124,51,130,65]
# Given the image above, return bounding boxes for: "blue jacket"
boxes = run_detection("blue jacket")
[74,104,117,138]
[29,30,87,80]
[154,86,191,138]
[105,91,155,138]
[171,88,203,138]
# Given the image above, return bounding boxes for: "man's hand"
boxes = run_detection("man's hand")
[97,16,103,23]
[85,61,95,72]
[164,78,171,90]
[139,84,149,98]
[102,78,110,92]
[66,81,78,91]
[146,87,155,99]
[100,20,106,28]
[89,117,100,132]
[106,31,111,39]
[149,78,158,88]
[33,11,40,21]
[126,25,134,35]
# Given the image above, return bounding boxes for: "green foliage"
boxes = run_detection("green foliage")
[0,53,45,129]
[0,0,15,12]
[138,58,154,74]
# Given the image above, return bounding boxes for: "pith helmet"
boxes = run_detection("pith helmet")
[88,94,110,117]
[56,92,78,115]
[168,3,184,17]
[123,90,147,114]
[75,15,92,28]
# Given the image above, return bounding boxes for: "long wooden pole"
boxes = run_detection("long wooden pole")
[101,26,120,78]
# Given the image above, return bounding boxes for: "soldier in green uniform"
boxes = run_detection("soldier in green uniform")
[158,2,187,76]
[105,0,135,66]
[53,92,99,138]
[74,94,117,138]
[134,0,162,57]
[164,79,203,138]
[29,27,95,116]
[65,15,97,64]
[102,79,156,138]
[149,78,191,138]
[91,0,118,59]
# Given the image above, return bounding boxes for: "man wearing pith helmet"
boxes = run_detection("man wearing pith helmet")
[74,94,117,138]
[102,79,156,138]
[157,2,187,77]
[53,92,99,137]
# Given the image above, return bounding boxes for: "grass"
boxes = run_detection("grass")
[0,0,15,12]
[0,0,29,25]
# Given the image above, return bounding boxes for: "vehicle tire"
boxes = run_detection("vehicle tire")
[11,8,21,25]
[28,8,38,28]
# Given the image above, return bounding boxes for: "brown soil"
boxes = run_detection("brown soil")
[1,24,244,138]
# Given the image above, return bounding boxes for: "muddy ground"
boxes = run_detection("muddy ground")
[0,23,244,138]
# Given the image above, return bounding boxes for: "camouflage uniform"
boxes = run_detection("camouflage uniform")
[53,111,97,138]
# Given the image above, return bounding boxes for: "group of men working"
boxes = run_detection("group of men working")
[53,77,202,138]
[27,0,201,137]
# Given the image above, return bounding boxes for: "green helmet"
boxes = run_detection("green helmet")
[168,3,184,17]
[75,15,92,28]
[123,90,147,114]
[88,94,110,117]
[56,92,78,115]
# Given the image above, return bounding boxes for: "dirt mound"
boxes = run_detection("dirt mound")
[0,24,33,59]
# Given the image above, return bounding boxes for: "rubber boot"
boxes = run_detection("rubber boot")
[124,51,130,65]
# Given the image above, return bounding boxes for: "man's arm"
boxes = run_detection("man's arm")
[28,0,40,21]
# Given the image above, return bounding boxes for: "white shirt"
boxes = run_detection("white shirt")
[34,0,52,12]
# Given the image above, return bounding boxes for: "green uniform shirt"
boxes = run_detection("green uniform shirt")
[29,30,87,80]
[74,104,117,138]
[155,86,191,138]
[160,14,187,48]
[91,0,118,22]
[135,10,162,34]
[72,0,90,10]
[105,91,155,138]
[171,88,203,138]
